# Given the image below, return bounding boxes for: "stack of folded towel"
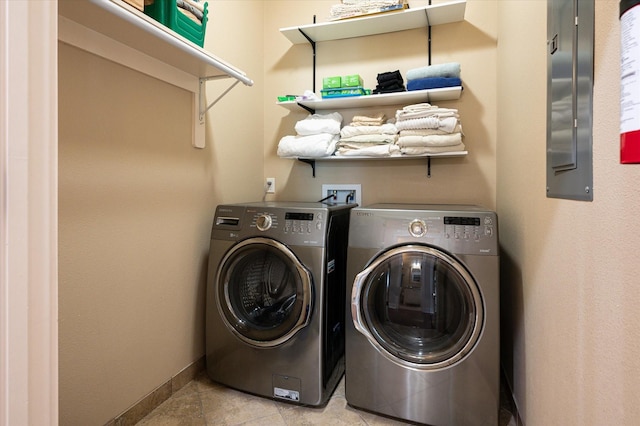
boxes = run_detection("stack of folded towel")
[405,62,462,91]
[395,103,465,155]
[372,70,406,94]
[335,113,400,157]
[277,112,343,158]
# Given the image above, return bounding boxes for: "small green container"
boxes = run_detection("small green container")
[343,74,363,87]
[144,0,208,47]
[323,76,342,89]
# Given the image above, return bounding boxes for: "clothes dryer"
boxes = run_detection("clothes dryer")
[345,204,499,425]
[206,201,355,406]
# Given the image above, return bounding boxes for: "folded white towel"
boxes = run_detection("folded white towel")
[335,144,401,157]
[295,112,343,136]
[400,143,466,155]
[396,107,459,121]
[339,134,398,144]
[277,134,339,158]
[351,112,387,124]
[340,123,398,137]
[397,133,462,147]
[399,125,462,136]
[395,116,459,133]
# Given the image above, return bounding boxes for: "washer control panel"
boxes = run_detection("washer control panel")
[248,209,326,246]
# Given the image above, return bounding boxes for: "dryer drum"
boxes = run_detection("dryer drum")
[352,244,484,369]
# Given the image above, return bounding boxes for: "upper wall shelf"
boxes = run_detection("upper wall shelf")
[58,0,254,149]
[277,86,462,111]
[58,0,253,85]
[279,0,466,45]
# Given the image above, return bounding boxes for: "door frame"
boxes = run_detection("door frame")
[0,1,58,425]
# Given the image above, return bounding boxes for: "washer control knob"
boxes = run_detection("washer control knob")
[256,214,272,231]
[409,219,427,237]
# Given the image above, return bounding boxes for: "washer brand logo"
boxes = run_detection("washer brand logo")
[356,212,374,216]
[480,249,492,253]
[218,208,233,213]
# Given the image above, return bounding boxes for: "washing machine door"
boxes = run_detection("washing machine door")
[351,244,483,370]
[216,237,313,348]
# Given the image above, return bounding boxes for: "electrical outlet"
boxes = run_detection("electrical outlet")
[266,177,276,193]
[321,184,362,206]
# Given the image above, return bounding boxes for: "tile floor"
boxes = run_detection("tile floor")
[135,371,518,426]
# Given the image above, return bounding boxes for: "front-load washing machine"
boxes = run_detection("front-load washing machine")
[345,204,499,425]
[206,201,355,406]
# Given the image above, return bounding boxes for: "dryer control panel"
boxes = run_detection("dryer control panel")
[350,204,499,256]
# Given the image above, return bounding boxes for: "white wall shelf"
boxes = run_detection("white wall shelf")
[277,87,462,112]
[279,0,466,44]
[291,152,468,178]
[58,0,254,148]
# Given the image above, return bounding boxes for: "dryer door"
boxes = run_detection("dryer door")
[351,244,483,370]
[216,237,313,347]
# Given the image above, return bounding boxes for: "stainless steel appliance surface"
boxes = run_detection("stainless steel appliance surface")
[345,204,500,425]
[206,201,356,407]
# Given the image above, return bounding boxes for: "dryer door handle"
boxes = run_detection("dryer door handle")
[351,269,371,338]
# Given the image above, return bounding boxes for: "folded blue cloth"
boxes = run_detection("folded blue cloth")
[407,77,462,91]
[406,62,461,80]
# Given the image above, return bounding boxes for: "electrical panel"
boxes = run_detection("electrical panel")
[546,0,594,201]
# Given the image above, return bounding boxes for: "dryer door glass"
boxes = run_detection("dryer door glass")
[217,238,313,347]
[355,245,483,368]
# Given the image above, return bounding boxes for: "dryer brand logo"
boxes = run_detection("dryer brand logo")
[355,212,374,216]
[480,249,492,253]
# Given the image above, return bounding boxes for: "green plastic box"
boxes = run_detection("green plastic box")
[144,0,208,47]
[343,74,363,87]
[323,76,342,89]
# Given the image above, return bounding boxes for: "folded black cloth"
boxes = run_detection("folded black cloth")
[376,79,404,90]
[373,84,406,94]
[377,70,404,83]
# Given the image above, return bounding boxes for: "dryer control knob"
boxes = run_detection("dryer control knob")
[409,219,427,237]
[256,214,272,231]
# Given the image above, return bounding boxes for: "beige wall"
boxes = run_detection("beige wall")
[498,1,640,425]
[57,2,264,424]
[264,0,498,208]
[58,0,640,425]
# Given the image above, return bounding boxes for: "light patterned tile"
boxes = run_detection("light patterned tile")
[278,395,367,425]
[200,387,281,425]
[136,382,204,426]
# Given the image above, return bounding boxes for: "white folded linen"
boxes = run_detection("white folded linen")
[400,143,466,155]
[397,133,462,147]
[277,134,339,158]
[396,107,459,121]
[339,134,398,144]
[399,124,462,136]
[350,112,387,126]
[335,144,401,157]
[395,116,459,133]
[294,112,343,136]
[340,123,398,137]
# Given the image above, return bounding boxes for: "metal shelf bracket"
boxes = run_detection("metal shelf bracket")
[199,76,241,122]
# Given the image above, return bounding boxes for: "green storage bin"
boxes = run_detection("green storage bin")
[144,0,208,47]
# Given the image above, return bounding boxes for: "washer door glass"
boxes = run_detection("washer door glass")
[352,244,483,369]
[217,237,313,347]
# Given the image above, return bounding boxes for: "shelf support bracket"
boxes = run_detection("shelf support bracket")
[199,76,241,122]
[298,27,316,92]
[298,158,317,177]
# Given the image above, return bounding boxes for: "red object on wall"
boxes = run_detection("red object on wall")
[621,130,640,163]
[620,0,640,163]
